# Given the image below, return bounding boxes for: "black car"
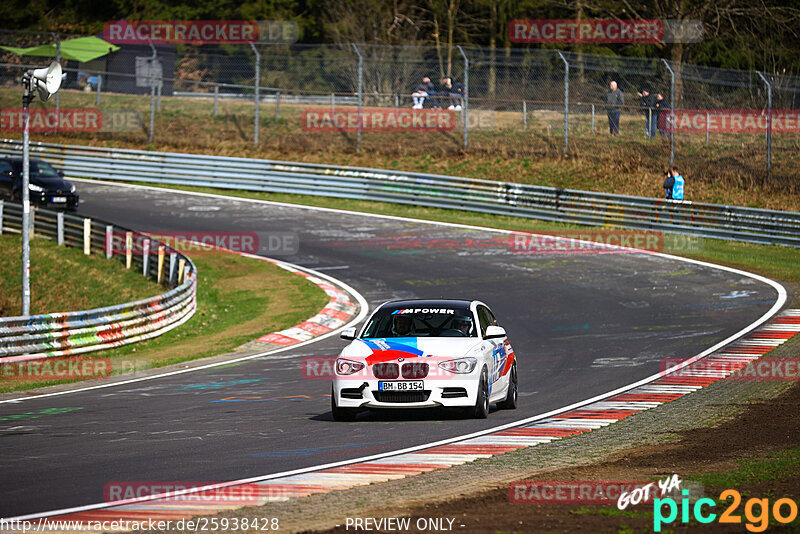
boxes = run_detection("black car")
[0,157,79,210]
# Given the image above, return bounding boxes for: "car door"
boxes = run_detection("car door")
[0,160,14,198]
[477,305,507,387]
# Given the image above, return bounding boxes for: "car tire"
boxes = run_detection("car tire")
[466,368,489,419]
[497,361,518,410]
[331,386,358,422]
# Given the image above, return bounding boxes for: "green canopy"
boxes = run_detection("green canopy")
[0,36,120,63]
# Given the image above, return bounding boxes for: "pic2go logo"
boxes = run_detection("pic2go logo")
[654,489,799,532]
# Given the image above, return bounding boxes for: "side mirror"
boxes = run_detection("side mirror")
[484,325,506,339]
[340,327,356,341]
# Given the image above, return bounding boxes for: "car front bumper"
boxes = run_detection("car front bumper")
[333,376,480,409]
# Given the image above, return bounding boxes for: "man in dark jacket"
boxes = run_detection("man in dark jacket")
[605,81,623,135]
[638,88,656,138]
[412,77,435,109]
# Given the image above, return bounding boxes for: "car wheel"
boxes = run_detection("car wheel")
[331,386,358,422]
[498,362,518,410]
[466,368,489,419]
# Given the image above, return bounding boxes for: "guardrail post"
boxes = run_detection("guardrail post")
[125,231,133,269]
[143,238,151,277]
[169,252,177,286]
[157,245,165,283]
[213,85,219,117]
[83,218,91,255]
[557,51,569,153]
[178,258,186,284]
[352,44,363,151]
[96,74,102,106]
[661,59,675,167]
[105,225,113,259]
[756,71,772,178]
[523,101,527,130]
[0,199,3,234]
[57,211,63,245]
[250,42,260,147]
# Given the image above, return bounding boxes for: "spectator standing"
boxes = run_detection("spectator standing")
[662,169,675,199]
[605,81,624,135]
[656,93,671,137]
[411,77,434,109]
[637,88,656,138]
[671,166,684,200]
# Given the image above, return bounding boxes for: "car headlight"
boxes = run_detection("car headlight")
[69,184,76,193]
[28,184,44,192]
[336,358,365,375]
[438,357,477,374]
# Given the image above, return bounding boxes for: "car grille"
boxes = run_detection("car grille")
[372,363,399,379]
[401,362,428,379]
[372,391,431,403]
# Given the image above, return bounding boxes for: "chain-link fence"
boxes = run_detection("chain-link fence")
[1,29,798,189]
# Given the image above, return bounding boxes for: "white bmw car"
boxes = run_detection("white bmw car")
[331,299,518,421]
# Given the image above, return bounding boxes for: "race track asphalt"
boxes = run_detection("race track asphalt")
[0,182,783,517]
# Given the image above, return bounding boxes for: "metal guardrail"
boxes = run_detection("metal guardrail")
[2,139,799,247]
[0,200,197,362]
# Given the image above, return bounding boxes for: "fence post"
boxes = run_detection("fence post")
[661,59,675,167]
[169,252,177,286]
[147,40,157,144]
[96,74,102,106]
[705,112,710,145]
[29,207,35,237]
[0,199,3,234]
[352,44,363,151]
[105,225,113,259]
[143,238,151,277]
[213,85,219,116]
[125,231,133,269]
[591,104,595,133]
[83,218,91,255]
[395,93,399,112]
[523,100,527,130]
[756,71,772,177]
[275,90,280,120]
[57,211,63,245]
[331,93,335,114]
[557,51,569,153]
[457,46,469,151]
[250,42,260,147]
[51,33,60,132]
[157,245,165,283]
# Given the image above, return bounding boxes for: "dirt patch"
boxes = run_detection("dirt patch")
[313,381,800,534]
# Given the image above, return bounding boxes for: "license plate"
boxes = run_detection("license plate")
[378,381,423,391]
[51,197,67,203]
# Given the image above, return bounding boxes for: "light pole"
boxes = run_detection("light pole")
[20,61,62,316]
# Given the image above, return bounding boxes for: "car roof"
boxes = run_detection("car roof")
[378,299,475,309]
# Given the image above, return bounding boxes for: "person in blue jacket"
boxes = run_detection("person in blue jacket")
[663,167,685,200]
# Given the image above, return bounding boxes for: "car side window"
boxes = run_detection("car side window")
[477,307,492,337]
[0,161,13,180]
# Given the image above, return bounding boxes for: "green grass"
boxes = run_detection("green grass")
[0,233,162,316]
[0,244,329,393]
[695,447,800,488]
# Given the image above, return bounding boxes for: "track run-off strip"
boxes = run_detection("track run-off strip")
[9,309,797,532]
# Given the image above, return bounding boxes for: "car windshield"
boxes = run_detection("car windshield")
[361,305,477,338]
[30,161,60,179]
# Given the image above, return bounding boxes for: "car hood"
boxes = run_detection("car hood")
[341,337,482,364]
[26,176,72,190]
